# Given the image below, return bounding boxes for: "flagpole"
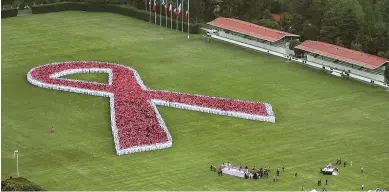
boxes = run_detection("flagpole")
[154,0,157,25]
[181,0,184,32]
[14,150,19,177]
[176,0,178,31]
[165,3,167,27]
[187,0,189,39]
[160,0,162,26]
[170,1,172,29]
[149,0,151,23]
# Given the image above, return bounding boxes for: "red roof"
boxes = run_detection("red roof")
[207,17,299,42]
[295,41,389,69]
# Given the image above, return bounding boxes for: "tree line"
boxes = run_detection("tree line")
[128,0,389,59]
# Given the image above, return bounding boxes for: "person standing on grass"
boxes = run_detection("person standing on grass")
[282,165,285,172]
[361,167,364,173]
[301,184,304,191]
[350,161,352,167]
[218,166,222,176]
[362,184,364,190]
[50,127,55,133]
[344,161,346,167]
[325,179,328,185]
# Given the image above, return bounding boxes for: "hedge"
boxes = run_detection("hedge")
[31,2,199,33]
[1,8,18,18]
[1,177,46,191]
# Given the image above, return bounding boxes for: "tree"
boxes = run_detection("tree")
[262,9,273,20]
[220,0,243,18]
[285,0,324,26]
[320,7,341,44]
[203,0,218,22]
[2,0,15,8]
[339,8,361,47]
[335,37,344,47]
[289,39,301,50]
[302,21,320,40]
[351,41,363,51]
[187,0,206,23]
[269,0,287,14]
[259,18,280,29]
[286,13,304,34]
[278,15,292,32]
[212,4,220,18]
[378,51,389,59]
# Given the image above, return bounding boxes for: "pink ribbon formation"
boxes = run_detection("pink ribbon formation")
[27,61,275,155]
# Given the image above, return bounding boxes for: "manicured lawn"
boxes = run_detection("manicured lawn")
[1,11,388,191]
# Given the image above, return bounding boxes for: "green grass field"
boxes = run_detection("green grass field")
[1,11,388,191]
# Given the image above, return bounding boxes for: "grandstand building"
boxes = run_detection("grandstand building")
[207,17,300,57]
[206,17,389,88]
[295,41,389,85]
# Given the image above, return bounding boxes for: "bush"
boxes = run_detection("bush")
[31,2,199,33]
[288,39,301,50]
[19,2,26,10]
[378,51,389,59]
[1,8,18,18]
[2,0,15,8]
[1,177,46,191]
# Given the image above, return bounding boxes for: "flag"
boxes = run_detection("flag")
[149,0,151,5]
[176,3,181,16]
[169,4,172,12]
[174,8,177,16]
[152,0,157,12]
[163,0,168,14]
[184,10,188,21]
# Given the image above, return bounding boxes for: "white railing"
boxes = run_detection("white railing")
[307,55,385,82]
[211,34,289,58]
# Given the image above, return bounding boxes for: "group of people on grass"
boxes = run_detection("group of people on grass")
[210,162,285,181]
[244,167,282,181]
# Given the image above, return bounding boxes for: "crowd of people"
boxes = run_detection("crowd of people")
[243,166,282,181]
[211,162,285,181]
[210,159,383,191]
[368,187,387,192]
[29,61,275,151]
[29,61,170,150]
